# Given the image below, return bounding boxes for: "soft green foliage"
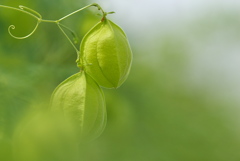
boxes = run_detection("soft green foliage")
[0,137,12,161]
[79,18,132,88]
[13,111,79,161]
[50,71,106,140]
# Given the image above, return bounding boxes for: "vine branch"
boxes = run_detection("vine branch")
[0,3,108,57]
[57,22,79,55]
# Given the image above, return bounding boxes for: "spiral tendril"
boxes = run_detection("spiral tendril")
[0,5,43,39]
[8,20,40,39]
[19,5,42,19]
[0,3,107,55]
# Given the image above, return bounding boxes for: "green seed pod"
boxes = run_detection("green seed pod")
[50,71,106,140]
[79,18,132,88]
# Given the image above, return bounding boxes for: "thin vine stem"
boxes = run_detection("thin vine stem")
[0,3,106,57]
[41,19,57,23]
[58,3,105,22]
[0,5,40,19]
[19,5,42,19]
[57,23,80,55]
[59,23,79,44]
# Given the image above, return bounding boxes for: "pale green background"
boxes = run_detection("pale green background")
[1,0,240,161]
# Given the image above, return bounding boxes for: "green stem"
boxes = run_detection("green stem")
[57,23,80,55]
[59,23,79,44]
[0,3,106,57]
[19,5,42,19]
[0,5,40,19]
[41,19,58,23]
[58,3,105,22]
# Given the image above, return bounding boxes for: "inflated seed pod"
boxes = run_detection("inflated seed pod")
[50,71,106,139]
[79,18,132,88]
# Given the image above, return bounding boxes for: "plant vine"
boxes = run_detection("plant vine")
[0,3,113,58]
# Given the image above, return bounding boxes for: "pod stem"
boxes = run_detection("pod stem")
[56,22,80,56]
[0,3,108,57]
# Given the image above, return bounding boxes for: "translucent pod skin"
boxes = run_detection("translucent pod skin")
[79,18,132,89]
[50,71,107,140]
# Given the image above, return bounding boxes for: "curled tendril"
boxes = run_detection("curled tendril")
[8,20,41,39]
[6,5,42,39]
[0,3,107,54]
[19,5,42,19]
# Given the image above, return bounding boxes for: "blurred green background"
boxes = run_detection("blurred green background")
[1,0,240,161]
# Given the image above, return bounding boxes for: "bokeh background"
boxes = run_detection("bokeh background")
[1,0,240,161]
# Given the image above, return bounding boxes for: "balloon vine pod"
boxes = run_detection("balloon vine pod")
[50,71,107,139]
[78,17,132,89]
[0,3,132,140]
